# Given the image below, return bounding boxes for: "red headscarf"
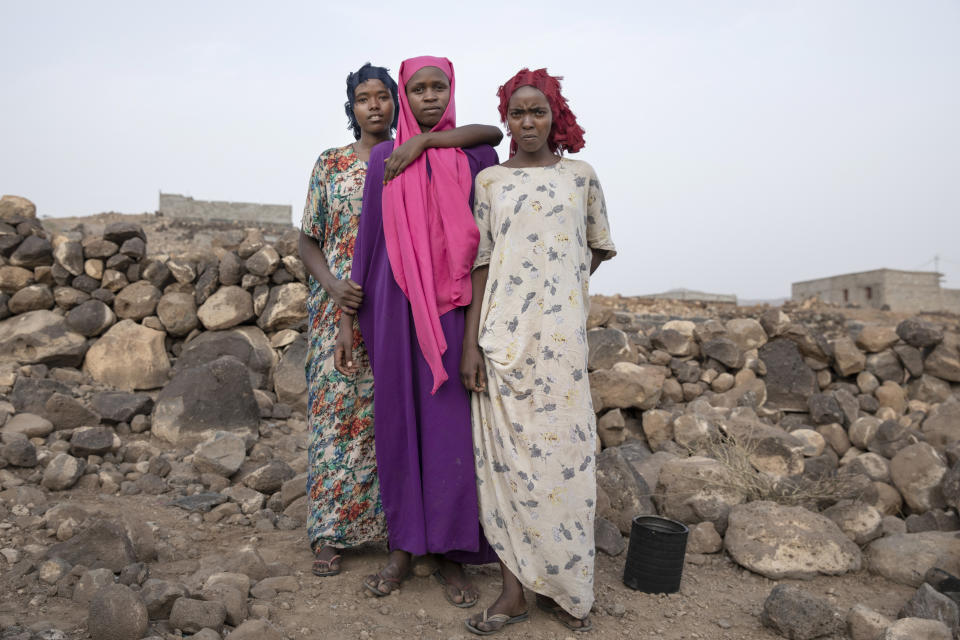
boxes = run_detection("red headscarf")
[382,56,478,393]
[496,68,586,157]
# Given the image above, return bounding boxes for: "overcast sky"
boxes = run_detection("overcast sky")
[2,0,958,299]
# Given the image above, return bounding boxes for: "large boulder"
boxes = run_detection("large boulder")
[0,265,34,293]
[156,291,198,337]
[175,326,276,389]
[587,327,637,370]
[274,334,308,410]
[896,318,943,349]
[761,584,844,640]
[866,531,960,586]
[856,325,900,353]
[152,355,260,446]
[65,299,116,336]
[196,285,254,331]
[83,320,170,390]
[87,583,149,640]
[725,318,768,352]
[113,281,161,320]
[889,443,948,513]
[0,195,37,221]
[589,362,665,412]
[8,284,54,313]
[724,501,862,579]
[654,456,747,534]
[46,521,137,572]
[596,447,655,534]
[257,283,308,331]
[922,400,960,451]
[925,332,960,382]
[0,309,87,366]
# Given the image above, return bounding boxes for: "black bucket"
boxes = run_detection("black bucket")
[622,515,689,593]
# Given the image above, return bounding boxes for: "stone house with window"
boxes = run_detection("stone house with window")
[791,269,960,313]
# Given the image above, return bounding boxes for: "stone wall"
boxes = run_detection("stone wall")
[158,193,291,227]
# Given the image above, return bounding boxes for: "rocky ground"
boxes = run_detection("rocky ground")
[2,195,960,640]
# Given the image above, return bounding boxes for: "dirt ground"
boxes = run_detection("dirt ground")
[0,488,915,640]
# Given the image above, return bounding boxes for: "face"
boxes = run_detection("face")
[405,66,450,131]
[506,86,553,155]
[353,78,395,136]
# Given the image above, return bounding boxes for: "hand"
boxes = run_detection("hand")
[327,278,363,314]
[383,135,427,183]
[459,344,487,393]
[334,324,358,376]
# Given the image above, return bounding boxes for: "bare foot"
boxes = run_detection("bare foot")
[466,589,528,633]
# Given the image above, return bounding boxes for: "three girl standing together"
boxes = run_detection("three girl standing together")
[299,57,615,635]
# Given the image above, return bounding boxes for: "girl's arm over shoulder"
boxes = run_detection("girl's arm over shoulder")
[383,125,503,182]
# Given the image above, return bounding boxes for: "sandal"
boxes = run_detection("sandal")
[311,553,342,577]
[536,597,593,632]
[464,608,529,636]
[434,569,479,608]
[363,569,406,597]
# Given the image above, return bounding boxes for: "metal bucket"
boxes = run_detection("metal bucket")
[622,515,689,593]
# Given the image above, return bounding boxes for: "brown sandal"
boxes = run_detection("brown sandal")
[312,554,342,577]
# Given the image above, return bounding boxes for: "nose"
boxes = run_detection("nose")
[423,89,438,103]
[521,113,535,129]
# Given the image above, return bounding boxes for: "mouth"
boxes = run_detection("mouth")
[423,107,442,115]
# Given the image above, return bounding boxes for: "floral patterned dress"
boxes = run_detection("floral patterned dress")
[470,158,616,619]
[301,144,385,550]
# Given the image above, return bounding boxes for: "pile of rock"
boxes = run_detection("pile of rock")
[3,192,960,639]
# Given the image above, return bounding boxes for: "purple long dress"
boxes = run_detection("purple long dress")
[352,140,498,563]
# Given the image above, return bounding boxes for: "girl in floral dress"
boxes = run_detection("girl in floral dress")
[461,68,616,634]
[299,63,501,577]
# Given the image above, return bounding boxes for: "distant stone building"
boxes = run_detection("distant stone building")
[643,288,737,305]
[792,269,960,313]
[159,193,291,226]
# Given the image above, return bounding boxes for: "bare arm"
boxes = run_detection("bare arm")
[590,248,606,275]
[384,125,504,183]
[459,266,489,392]
[334,312,358,375]
[298,231,363,313]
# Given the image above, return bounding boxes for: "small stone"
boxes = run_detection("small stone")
[87,583,148,640]
[760,584,844,640]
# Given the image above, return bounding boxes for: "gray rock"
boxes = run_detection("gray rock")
[759,339,817,412]
[256,283,308,332]
[87,583,148,640]
[193,431,247,476]
[8,284,54,313]
[923,400,960,452]
[73,568,115,605]
[65,299,116,337]
[589,363,665,412]
[83,319,170,390]
[686,521,723,554]
[197,285,254,331]
[760,584,844,640]
[168,597,226,633]
[587,328,638,371]
[594,517,625,556]
[832,336,866,377]
[894,344,925,378]
[897,318,944,349]
[596,447,655,534]
[899,582,959,635]
[273,334,307,411]
[0,309,87,366]
[847,604,892,640]
[201,583,247,626]
[10,376,69,414]
[45,392,100,430]
[655,456,746,534]
[725,501,862,579]
[910,375,952,404]
[245,246,280,277]
[118,562,148,586]
[221,548,270,581]
[1,413,52,438]
[2,438,37,467]
[943,461,960,512]
[223,485,267,514]
[808,393,844,425]
[9,235,53,268]
[171,492,227,512]
[156,291,198,337]
[925,332,960,383]
[140,579,190,619]
[90,391,154,424]
[113,281,161,320]
[41,453,86,490]
[70,427,118,457]
[46,521,137,572]
[821,501,883,545]
[103,222,146,245]
[242,460,296,494]
[54,240,84,276]
[219,251,244,286]
[866,532,960,586]
[883,617,951,639]
[226,619,284,640]
[890,442,947,513]
[866,350,904,383]
[174,327,276,389]
[152,355,260,446]
[868,420,917,459]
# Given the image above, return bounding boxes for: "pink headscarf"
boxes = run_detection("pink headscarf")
[382,56,478,394]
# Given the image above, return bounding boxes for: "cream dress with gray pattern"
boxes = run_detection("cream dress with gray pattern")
[470,158,616,618]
